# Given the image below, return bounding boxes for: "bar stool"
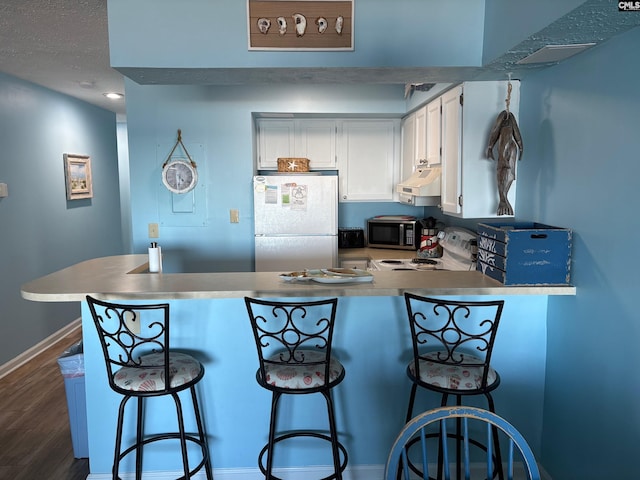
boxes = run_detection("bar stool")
[86,296,213,480]
[403,293,505,479]
[245,297,347,480]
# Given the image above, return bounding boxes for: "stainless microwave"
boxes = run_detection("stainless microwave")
[366,217,419,250]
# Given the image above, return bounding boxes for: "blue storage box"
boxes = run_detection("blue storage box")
[476,222,572,285]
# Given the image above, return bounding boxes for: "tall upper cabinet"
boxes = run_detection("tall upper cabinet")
[440,81,521,218]
[400,98,441,184]
[337,119,399,202]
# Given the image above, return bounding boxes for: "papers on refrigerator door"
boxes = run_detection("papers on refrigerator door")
[287,183,308,211]
[261,182,308,211]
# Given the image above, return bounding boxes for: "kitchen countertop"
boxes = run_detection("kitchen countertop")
[21,254,576,302]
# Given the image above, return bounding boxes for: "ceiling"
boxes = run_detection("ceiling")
[1,1,639,119]
[0,0,126,116]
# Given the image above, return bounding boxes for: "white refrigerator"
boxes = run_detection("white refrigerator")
[253,174,338,272]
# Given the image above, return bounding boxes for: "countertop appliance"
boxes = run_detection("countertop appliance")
[338,228,365,248]
[253,174,338,272]
[396,165,441,206]
[366,215,419,250]
[369,227,477,271]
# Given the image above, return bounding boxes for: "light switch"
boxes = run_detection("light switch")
[148,223,159,238]
[230,209,239,223]
[0,183,7,198]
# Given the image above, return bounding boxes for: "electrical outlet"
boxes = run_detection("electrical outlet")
[230,209,239,223]
[148,223,159,238]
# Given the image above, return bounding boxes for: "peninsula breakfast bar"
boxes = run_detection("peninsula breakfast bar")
[21,255,575,478]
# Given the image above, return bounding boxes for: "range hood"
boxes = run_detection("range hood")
[396,166,441,206]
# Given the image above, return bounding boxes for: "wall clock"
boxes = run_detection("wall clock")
[162,159,198,194]
[161,129,198,194]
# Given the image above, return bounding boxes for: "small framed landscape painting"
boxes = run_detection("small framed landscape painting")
[64,153,93,200]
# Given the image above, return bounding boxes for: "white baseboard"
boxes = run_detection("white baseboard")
[85,461,551,480]
[0,318,81,379]
[87,464,384,480]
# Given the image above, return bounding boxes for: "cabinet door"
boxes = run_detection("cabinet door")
[256,119,295,169]
[296,119,337,169]
[426,98,442,166]
[338,119,399,202]
[414,105,428,166]
[458,81,520,218]
[440,86,463,215]
[400,112,416,181]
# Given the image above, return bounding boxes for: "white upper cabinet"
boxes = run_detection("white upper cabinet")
[440,81,521,218]
[296,119,338,169]
[337,119,400,202]
[400,97,442,186]
[256,119,295,169]
[426,97,442,166]
[440,86,463,215]
[414,105,428,167]
[256,118,337,170]
[400,111,417,182]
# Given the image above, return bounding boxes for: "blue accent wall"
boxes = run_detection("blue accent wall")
[108,0,485,69]
[0,72,123,365]
[124,81,423,273]
[517,26,640,479]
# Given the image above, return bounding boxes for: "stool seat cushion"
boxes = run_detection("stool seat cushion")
[409,351,497,391]
[113,352,202,392]
[263,349,343,389]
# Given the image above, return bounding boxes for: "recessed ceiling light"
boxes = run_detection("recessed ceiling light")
[516,43,596,64]
[103,92,124,100]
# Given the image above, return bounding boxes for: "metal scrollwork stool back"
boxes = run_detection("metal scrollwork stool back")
[245,297,347,480]
[86,295,213,480]
[404,293,505,480]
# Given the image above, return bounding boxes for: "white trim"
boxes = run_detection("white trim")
[84,461,551,480]
[0,318,82,379]
[87,464,384,480]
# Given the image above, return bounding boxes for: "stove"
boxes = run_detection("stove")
[368,227,478,272]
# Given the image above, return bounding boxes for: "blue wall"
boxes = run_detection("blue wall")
[0,72,123,365]
[108,0,485,69]
[125,81,423,273]
[516,27,640,479]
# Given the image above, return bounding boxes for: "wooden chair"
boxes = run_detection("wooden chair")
[385,406,541,480]
[86,296,212,480]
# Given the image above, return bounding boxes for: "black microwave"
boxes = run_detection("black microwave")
[366,217,419,250]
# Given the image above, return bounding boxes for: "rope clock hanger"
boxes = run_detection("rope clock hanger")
[161,129,198,194]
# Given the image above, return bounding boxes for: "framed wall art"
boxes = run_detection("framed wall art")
[64,153,93,200]
[248,0,353,50]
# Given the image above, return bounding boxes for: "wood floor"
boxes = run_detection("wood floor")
[0,328,90,480]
